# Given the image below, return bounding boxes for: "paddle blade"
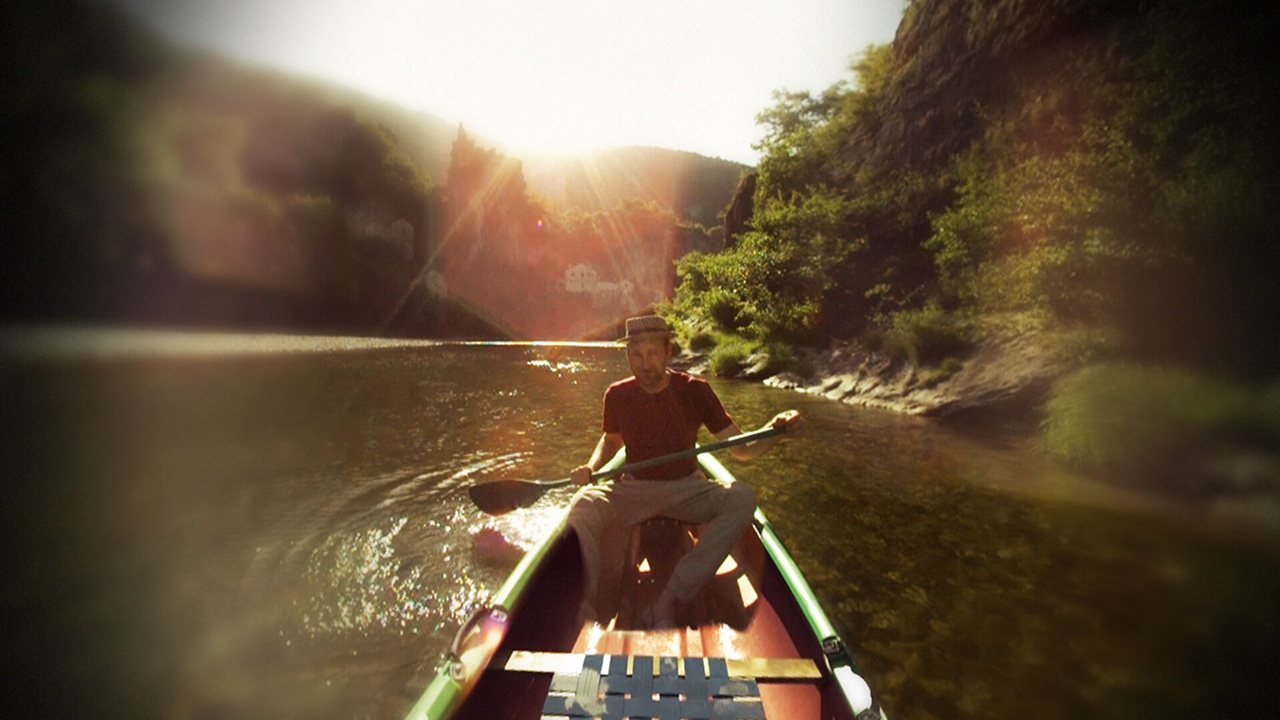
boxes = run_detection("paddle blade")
[467,479,553,515]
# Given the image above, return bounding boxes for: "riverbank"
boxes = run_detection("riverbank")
[677,316,1064,429]
[674,321,1280,522]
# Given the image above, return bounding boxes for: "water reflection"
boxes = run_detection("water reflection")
[1,333,1277,720]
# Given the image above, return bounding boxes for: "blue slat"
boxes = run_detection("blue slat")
[658,693,681,720]
[540,654,770,720]
[599,693,624,720]
[542,693,590,717]
[624,655,658,718]
[550,672,578,693]
[605,653,631,697]
[733,698,767,719]
[654,656,682,696]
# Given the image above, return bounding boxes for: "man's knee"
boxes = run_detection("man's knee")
[725,481,757,517]
[567,486,614,530]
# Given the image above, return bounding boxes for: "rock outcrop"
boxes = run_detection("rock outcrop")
[763,318,1063,423]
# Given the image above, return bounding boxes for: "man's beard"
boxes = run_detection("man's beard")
[636,368,667,390]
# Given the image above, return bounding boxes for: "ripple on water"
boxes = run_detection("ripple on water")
[289,512,489,643]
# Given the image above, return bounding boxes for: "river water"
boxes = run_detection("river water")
[2,328,1277,720]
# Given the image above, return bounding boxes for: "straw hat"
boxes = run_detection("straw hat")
[620,315,672,343]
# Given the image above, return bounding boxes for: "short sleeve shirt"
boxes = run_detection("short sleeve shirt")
[601,370,734,480]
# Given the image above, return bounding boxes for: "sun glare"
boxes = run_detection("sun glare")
[115,0,906,163]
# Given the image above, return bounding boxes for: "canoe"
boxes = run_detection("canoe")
[404,452,886,720]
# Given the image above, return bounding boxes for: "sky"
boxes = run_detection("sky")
[112,0,907,165]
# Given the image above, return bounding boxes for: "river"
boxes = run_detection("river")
[2,328,1276,720]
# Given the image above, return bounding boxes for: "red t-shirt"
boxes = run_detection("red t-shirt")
[601,371,734,480]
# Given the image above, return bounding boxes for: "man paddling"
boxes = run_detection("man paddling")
[567,314,802,627]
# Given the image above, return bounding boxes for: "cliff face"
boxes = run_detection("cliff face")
[715,0,1280,420]
[859,0,1127,174]
[725,0,1143,259]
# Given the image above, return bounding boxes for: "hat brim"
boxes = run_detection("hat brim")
[620,329,671,343]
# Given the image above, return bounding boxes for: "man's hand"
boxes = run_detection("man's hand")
[769,409,804,436]
[570,465,594,485]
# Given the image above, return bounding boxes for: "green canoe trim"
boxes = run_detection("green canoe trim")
[698,452,883,718]
[403,448,884,720]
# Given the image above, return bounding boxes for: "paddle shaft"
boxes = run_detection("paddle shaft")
[581,424,786,486]
[466,425,787,515]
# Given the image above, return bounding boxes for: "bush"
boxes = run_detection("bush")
[708,337,752,377]
[686,330,717,353]
[670,188,858,345]
[881,304,970,366]
[1041,364,1258,474]
[757,342,811,378]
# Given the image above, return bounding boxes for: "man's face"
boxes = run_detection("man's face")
[625,335,672,392]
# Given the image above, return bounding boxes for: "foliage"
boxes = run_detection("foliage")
[1041,364,1273,476]
[707,335,753,378]
[684,328,718,353]
[756,342,811,378]
[753,44,893,202]
[0,0,459,331]
[1,0,173,305]
[674,0,1280,414]
[880,303,971,367]
[684,41,943,346]
[919,0,1280,377]
[670,187,859,344]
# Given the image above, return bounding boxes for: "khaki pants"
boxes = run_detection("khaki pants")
[565,471,757,622]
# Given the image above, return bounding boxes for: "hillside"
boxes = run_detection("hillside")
[677,0,1280,368]
[525,147,748,231]
[670,0,1280,493]
[1,0,745,339]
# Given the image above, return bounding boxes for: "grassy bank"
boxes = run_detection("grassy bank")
[1042,364,1280,497]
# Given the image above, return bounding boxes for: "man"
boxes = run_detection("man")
[567,314,802,627]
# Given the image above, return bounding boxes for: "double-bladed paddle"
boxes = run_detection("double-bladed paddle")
[467,425,786,515]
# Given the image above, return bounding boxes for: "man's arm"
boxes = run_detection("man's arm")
[570,432,625,485]
[716,410,803,461]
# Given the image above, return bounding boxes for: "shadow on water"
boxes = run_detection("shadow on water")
[2,330,1277,719]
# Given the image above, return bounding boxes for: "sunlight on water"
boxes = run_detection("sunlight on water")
[527,358,589,374]
[301,517,425,636]
[0,324,441,359]
[470,504,569,554]
[297,509,501,641]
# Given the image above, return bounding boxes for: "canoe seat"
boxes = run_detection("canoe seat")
[505,651,820,719]
[615,518,755,631]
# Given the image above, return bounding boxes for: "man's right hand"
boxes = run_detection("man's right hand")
[570,465,594,485]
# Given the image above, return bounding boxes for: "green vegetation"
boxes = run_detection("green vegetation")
[670,187,861,344]
[665,0,1280,491]
[1042,365,1280,478]
[675,0,1279,371]
[1,0,448,331]
[707,336,753,377]
[880,303,970,367]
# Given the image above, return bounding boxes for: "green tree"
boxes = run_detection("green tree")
[672,187,859,343]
